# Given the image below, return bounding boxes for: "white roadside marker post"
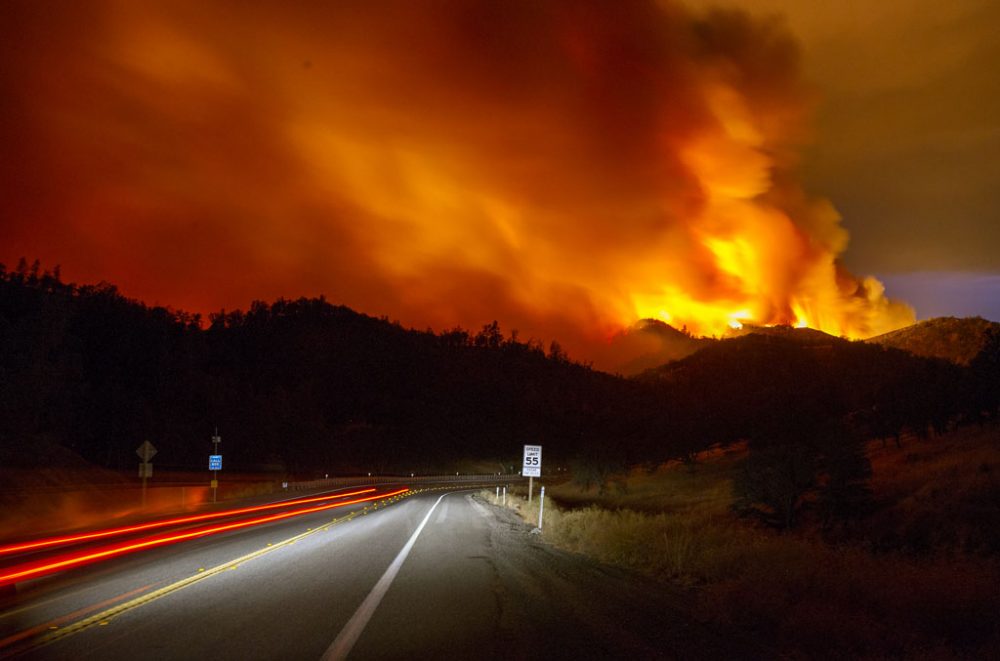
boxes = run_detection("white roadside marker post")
[538,486,545,530]
[495,486,499,504]
[503,485,507,506]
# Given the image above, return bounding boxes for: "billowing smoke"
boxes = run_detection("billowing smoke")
[0,1,913,368]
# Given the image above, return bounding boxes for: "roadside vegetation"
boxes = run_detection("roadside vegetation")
[491,424,1000,660]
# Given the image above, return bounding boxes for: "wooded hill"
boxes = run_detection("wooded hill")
[0,261,650,475]
[2,261,998,526]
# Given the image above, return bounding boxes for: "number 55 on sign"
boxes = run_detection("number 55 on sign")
[522,444,542,477]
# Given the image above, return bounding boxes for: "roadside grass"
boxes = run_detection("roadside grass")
[486,425,1000,659]
[863,424,1000,554]
[548,443,742,517]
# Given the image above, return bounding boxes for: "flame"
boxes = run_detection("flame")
[0,1,914,366]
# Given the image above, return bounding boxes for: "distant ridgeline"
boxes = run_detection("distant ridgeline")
[866,316,1000,366]
[1,261,998,506]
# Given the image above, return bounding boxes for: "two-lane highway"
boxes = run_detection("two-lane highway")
[0,486,411,658]
[2,488,758,660]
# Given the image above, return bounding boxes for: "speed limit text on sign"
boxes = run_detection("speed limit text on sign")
[523,444,542,477]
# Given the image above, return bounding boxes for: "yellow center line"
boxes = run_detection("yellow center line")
[34,513,359,645]
[0,582,156,650]
[13,493,419,657]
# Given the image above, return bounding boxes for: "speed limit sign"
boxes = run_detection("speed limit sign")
[522,444,542,477]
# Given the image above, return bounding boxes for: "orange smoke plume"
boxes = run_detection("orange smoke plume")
[0,1,912,367]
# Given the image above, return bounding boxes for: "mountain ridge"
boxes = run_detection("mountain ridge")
[620,316,998,375]
[865,316,1000,366]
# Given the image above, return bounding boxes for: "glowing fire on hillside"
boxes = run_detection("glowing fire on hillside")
[0,1,914,359]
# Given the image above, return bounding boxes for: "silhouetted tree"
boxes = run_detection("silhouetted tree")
[734,442,817,529]
[815,419,874,526]
[473,320,503,348]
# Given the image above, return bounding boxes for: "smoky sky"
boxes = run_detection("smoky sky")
[4,0,987,365]
[691,0,1000,274]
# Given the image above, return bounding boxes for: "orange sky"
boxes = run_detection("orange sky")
[6,1,992,367]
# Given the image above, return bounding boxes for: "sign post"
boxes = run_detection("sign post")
[136,440,157,508]
[522,444,541,503]
[210,430,222,503]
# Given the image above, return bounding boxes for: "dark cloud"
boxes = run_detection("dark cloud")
[691,0,1000,275]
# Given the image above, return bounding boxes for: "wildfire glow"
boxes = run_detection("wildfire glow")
[0,1,915,366]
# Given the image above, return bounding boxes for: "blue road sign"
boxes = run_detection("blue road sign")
[209,454,222,471]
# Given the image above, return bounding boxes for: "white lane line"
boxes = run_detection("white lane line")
[434,498,450,524]
[320,492,450,661]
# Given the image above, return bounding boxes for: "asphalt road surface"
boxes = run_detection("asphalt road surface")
[1,488,758,660]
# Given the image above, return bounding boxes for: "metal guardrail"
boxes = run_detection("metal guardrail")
[284,474,523,490]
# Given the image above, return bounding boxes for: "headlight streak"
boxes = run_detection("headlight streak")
[0,487,409,587]
[3,489,428,658]
[0,488,378,557]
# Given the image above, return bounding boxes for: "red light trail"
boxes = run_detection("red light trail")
[0,488,377,557]
[0,487,409,587]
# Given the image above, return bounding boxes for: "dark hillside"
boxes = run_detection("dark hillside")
[606,319,710,375]
[0,262,657,476]
[636,331,993,527]
[867,316,1000,366]
[2,261,998,504]
[202,301,655,473]
[640,331,964,444]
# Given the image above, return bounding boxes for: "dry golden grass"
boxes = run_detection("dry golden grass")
[488,425,1000,659]
[548,444,742,517]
